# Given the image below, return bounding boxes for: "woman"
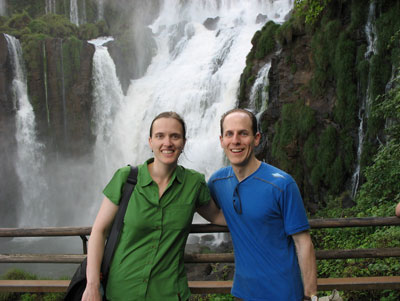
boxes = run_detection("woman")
[82,111,225,301]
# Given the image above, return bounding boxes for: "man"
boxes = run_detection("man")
[207,108,318,300]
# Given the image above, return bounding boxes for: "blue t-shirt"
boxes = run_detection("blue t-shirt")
[208,162,310,300]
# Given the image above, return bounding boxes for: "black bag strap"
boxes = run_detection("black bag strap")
[100,165,138,281]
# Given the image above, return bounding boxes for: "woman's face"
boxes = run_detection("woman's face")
[149,117,185,166]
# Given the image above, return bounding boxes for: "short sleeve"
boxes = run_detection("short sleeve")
[207,174,218,206]
[281,181,310,236]
[103,166,131,205]
[196,174,211,208]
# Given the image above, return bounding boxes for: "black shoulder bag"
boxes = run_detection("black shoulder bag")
[64,166,138,301]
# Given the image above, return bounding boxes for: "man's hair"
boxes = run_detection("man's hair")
[150,111,186,140]
[220,108,258,136]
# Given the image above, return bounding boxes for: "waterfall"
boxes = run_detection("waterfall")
[45,0,56,14]
[111,0,293,181]
[81,0,87,25]
[89,37,125,175]
[351,1,377,198]
[1,1,293,230]
[59,39,68,145]
[42,42,50,125]
[97,0,104,21]
[0,0,6,16]
[249,62,271,119]
[5,34,48,226]
[70,0,79,26]
[92,1,293,241]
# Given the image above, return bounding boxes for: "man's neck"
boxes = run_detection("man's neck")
[232,158,261,182]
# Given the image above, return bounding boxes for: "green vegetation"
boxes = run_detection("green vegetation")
[239,21,280,103]
[0,1,109,119]
[294,0,332,26]
[240,2,400,298]
[312,65,400,300]
[190,294,234,301]
[0,269,65,301]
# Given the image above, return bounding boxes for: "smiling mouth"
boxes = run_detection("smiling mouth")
[231,148,243,153]
[161,150,174,154]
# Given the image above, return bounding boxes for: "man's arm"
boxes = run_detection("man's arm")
[292,230,318,299]
[197,198,227,226]
[396,202,400,217]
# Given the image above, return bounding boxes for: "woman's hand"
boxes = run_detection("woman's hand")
[82,282,102,301]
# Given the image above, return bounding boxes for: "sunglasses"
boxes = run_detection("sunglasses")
[233,186,242,214]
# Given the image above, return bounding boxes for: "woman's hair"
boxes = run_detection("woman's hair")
[220,108,258,136]
[149,111,186,140]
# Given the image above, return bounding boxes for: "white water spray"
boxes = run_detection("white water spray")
[45,0,56,14]
[249,62,271,119]
[5,34,48,226]
[0,0,6,16]
[97,0,104,21]
[89,37,125,175]
[112,0,293,180]
[70,0,79,26]
[97,1,293,244]
[351,1,377,198]
[81,0,87,25]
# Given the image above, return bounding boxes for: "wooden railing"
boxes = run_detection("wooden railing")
[1,217,400,293]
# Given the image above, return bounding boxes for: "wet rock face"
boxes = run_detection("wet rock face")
[203,16,220,30]
[26,38,96,157]
[256,13,268,24]
[0,34,96,225]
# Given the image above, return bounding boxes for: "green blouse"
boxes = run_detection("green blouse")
[103,159,210,300]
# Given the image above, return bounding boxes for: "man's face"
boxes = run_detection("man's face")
[220,112,260,168]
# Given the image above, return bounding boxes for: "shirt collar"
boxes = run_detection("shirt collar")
[139,158,184,187]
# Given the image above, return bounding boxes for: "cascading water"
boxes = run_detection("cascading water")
[81,0,87,25]
[59,39,68,145]
[45,0,56,14]
[5,34,48,227]
[111,0,293,181]
[351,1,377,198]
[89,37,125,179]
[97,0,104,21]
[100,0,293,245]
[70,0,79,26]
[42,42,50,125]
[0,0,295,277]
[0,0,6,16]
[249,61,271,119]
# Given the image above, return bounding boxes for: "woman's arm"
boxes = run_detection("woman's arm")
[197,199,226,226]
[82,197,119,301]
[396,202,400,217]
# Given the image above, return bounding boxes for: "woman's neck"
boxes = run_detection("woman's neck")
[148,160,177,197]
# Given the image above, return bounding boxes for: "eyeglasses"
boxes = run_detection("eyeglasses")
[233,187,242,214]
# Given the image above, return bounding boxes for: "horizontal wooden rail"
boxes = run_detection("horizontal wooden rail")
[1,217,399,294]
[308,216,400,228]
[1,247,400,264]
[0,217,399,237]
[0,227,92,237]
[1,277,400,293]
